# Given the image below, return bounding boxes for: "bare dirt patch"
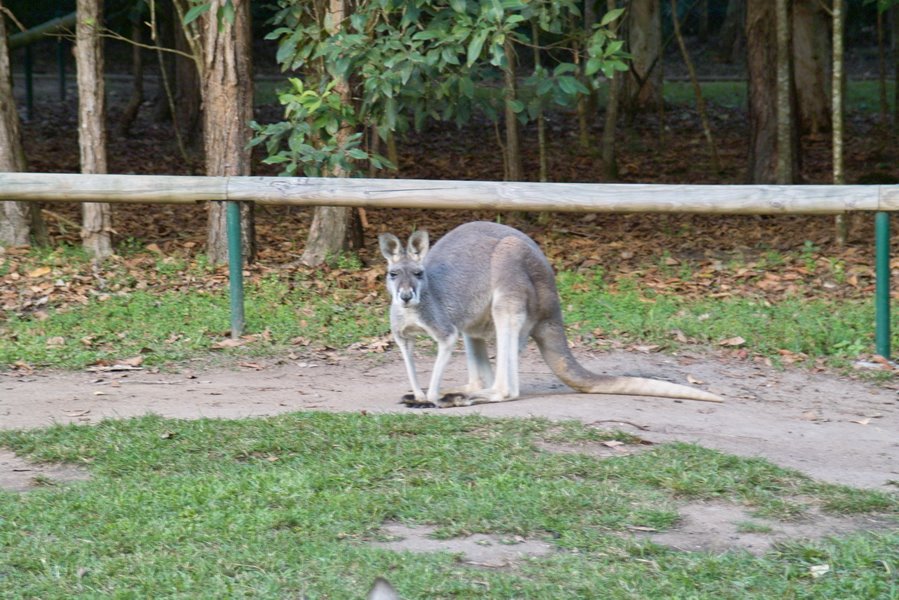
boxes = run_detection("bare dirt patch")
[634,501,898,555]
[0,449,91,492]
[368,523,555,568]
[3,347,898,554]
[3,347,897,492]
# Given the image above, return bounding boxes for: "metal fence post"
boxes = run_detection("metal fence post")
[226,201,245,339]
[875,211,891,358]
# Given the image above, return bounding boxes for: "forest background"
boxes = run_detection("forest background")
[1,0,899,370]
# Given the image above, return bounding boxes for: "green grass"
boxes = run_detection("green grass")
[0,249,891,371]
[556,270,879,368]
[0,271,387,369]
[0,413,896,598]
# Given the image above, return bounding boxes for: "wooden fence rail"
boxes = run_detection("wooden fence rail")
[1,172,897,357]
[1,173,898,214]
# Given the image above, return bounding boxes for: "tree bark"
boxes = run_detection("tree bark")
[623,0,663,114]
[775,0,794,184]
[718,0,745,63]
[118,20,144,137]
[200,0,255,266]
[793,0,831,134]
[746,0,800,184]
[76,0,113,258]
[670,0,719,171]
[0,0,32,246]
[832,0,847,245]
[174,14,201,146]
[502,38,523,181]
[600,0,621,181]
[301,0,359,266]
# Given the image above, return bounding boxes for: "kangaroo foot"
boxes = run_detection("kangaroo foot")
[435,393,473,408]
[400,393,436,409]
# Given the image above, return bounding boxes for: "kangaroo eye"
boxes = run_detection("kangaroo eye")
[413,270,424,279]
[388,271,399,280]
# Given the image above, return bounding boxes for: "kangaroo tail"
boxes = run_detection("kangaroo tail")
[533,321,723,403]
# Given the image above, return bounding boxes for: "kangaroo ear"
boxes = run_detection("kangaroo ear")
[407,230,429,262]
[378,233,404,263]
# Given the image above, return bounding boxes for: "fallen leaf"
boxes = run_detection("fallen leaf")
[64,409,91,417]
[850,418,871,426]
[45,336,66,348]
[686,374,704,385]
[601,440,625,448]
[27,266,51,278]
[718,336,746,347]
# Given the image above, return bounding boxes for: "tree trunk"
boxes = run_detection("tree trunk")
[174,14,201,147]
[0,0,32,246]
[718,0,746,63]
[746,0,800,184]
[775,0,794,184]
[601,0,621,181]
[502,38,523,181]
[200,0,255,266]
[301,0,359,266]
[623,0,663,115]
[893,5,898,136]
[118,20,144,137]
[76,0,113,258]
[832,0,847,245]
[532,20,547,183]
[793,0,831,134]
[876,5,888,125]
[671,0,720,171]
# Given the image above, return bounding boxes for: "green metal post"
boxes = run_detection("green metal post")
[226,201,245,339]
[875,211,891,358]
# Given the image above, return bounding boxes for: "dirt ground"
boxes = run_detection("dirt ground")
[3,346,898,490]
[2,346,898,555]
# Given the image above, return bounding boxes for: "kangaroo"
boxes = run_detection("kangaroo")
[378,221,722,407]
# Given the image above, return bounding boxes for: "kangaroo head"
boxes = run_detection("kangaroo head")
[379,230,429,307]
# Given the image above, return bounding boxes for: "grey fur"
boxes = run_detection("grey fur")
[379,221,722,407]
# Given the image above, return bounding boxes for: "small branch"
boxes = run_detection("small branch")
[0,6,26,33]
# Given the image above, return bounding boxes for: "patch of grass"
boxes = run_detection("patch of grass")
[0,271,387,369]
[0,247,891,371]
[557,270,881,368]
[0,414,895,598]
[660,80,895,113]
[736,521,775,534]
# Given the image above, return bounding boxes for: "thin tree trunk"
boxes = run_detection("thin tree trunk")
[118,21,144,137]
[877,6,888,125]
[775,0,794,184]
[76,0,113,258]
[502,38,523,181]
[301,0,358,266]
[793,0,831,134]
[670,0,719,171]
[747,0,800,183]
[623,0,663,114]
[601,0,621,181]
[201,0,255,265]
[832,0,847,245]
[893,6,898,136]
[574,38,590,149]
[0,0,32,246]
[532,20,547,182]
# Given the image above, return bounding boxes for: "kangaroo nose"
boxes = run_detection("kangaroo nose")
[400,290,414,303]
